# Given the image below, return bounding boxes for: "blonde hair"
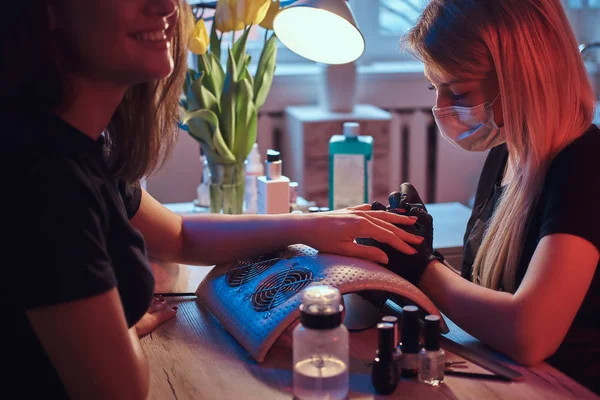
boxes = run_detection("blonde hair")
[404,0,596,292]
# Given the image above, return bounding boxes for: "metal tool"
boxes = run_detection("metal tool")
[440,336,524,381]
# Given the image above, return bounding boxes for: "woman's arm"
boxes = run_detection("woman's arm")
[27,289,150,400]
[420,233,599,366]
[131,189,423,266]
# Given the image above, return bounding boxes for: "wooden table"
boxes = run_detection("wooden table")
[141,290,599,400]
[147,202,599,399]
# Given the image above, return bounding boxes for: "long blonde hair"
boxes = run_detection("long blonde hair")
[404,0,596,292]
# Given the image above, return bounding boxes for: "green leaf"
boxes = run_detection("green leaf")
[183,109,236,163]
[238,54,252,81]
[196,54,209,76]
[196,137,221,165]
[209,52,225,100]
[220,48,238,152]
[186,72,204,111]
[182,110,214,149]
[197,53,221,99]
[183,68,197,97]
[233,78,257,162]
[232,26,251,68]
[254,33,278,109]
[242,65,254,89]
[191,76,219,114]
[209,19,221,63]
[179,96,188,110]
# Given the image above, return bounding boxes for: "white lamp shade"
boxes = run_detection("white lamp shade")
[273,0,365,64]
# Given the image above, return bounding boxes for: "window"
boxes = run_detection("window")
[187,0,425,67]
[567,0,600,7]
[350,0,425,63]
[187,0,599,69]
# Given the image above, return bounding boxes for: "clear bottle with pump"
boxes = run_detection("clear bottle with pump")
[194,148,211,211]
[257,149,290,214]
[244,143,264,214]
[400,305,420,378]
[329,122,373,210]
[293,285,349,400]
[418,315,445,387]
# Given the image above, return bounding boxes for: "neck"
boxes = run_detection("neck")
[54,76,127,140]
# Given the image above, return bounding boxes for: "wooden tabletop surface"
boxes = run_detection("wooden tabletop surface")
[141,293,599,400]
[147,203,598,399]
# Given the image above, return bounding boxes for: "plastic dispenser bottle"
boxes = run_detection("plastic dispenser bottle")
[329,121,373,210]
[244,143,264,214]
[257,149,290,214]
[293,285,349,400]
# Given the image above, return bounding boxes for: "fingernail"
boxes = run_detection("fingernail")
[415,236,425,243]
[409,216,418,221]
[380,257,389,264]
[172,306,178,311]
[411,248,418,255]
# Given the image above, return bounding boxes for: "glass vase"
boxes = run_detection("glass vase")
[206,161,246,214]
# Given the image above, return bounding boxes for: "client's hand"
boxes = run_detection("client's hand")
[356,183,436,286]
[135,295,178,338]
[298,204,424,264]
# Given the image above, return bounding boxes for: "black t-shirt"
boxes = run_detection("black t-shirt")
[2,109,154,398]
[462,124,600,394]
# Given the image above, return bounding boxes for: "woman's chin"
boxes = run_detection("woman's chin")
[131,64,174,84]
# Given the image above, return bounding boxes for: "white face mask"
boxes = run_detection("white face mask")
[432,94,505,152]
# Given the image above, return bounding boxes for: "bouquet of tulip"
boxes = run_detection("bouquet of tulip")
[180,0,280,214]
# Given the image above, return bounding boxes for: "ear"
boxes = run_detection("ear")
[46,3,57,32]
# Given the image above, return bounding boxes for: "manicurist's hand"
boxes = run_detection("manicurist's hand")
[297,205,423,264]
[135,295,178,338]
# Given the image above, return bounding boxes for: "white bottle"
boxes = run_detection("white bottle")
[257,149,290,214]
[195,150,211,210]
[244,143,264,214]
[293,285,349,400]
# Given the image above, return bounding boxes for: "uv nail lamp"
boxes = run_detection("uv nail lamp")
[195,244,448,362]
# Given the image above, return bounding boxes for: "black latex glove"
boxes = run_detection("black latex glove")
[356,183,435,287]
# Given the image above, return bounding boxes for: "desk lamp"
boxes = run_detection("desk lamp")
[275,0,364,112]
[273,0,365,65]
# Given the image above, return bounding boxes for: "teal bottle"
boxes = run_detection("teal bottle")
[329,122,373,210]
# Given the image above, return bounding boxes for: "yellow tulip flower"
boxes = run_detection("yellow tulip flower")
[237,0,272,26]
[189,19,209,55]
[215,0,245,33]
[259,0,280,30]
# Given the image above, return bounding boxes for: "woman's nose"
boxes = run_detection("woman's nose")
[146,0,178,18]
[435,93,453,109]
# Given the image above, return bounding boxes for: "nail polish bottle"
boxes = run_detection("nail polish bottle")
[372,322,398,395]
[400,305,420,378]
[381,315,402,376]
[418,315,445,387]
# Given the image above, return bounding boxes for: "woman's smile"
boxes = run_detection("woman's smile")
[129,22,172,50]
